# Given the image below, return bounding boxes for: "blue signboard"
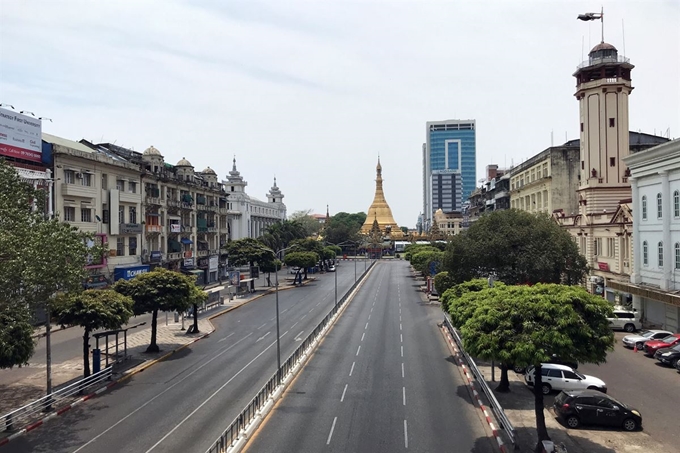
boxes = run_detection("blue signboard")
[113,265,150,281]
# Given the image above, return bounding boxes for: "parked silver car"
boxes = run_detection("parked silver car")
[622,329,673,350]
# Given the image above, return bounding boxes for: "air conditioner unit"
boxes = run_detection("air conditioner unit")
[75,172,83,179]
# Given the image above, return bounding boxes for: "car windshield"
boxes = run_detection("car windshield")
[575,371,587,380]
[605,395,626,408]
[639,330,654,338]
[662,336,678,344]
[669,344,680,352]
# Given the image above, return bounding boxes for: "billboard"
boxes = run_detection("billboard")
[0,108,42,162]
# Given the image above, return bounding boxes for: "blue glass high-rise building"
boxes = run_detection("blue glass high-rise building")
[423,120,476,229]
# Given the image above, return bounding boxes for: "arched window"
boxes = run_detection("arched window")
[675,243,680,270]
[658,242,664,267]
[642,241,648,266]
[641,196,647,220]
[657,193,663,219]
[674,190,680,218]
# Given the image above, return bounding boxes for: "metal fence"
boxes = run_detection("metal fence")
[205,261,376,453]
[443,314,517,449]
[2,366,113,433]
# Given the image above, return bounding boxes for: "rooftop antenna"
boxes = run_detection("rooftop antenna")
[551,130,554,147]
[581,35,585,62]
[578,7,604,44]
[622,19,626,57]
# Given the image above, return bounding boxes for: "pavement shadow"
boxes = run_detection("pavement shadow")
[469,435,502,453]
[511,426,617,453]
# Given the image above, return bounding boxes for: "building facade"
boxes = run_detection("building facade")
[509,144,580,215]
[423,120,476,229]
[431,170,462,214]
[433,209,464,236]
[607,139,680,332]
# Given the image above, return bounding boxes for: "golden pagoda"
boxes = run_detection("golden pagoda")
[361,158,405,239]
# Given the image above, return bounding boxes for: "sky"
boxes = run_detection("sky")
[1,1,678,228]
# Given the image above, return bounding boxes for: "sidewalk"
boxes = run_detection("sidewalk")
[0,273,314,422]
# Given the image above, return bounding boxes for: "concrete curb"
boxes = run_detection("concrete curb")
[440,326,508,453]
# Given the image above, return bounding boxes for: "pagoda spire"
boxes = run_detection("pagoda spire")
[360,158,404,239]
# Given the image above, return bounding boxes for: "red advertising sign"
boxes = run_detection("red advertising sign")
[597,262,610,271]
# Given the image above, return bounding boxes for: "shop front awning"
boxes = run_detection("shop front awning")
[608,280,680,308]
[204,285,225,294]
[181,238,193,244]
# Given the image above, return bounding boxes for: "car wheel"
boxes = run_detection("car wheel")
[541,383,551,395]
[624,323,635,333]
[635,341,644,350]
[513,365,526,374]
[622,418,638,431]
[566,415,580,429]
[670,358,679,369]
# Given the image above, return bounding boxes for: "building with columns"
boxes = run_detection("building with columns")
[606,139,680,332]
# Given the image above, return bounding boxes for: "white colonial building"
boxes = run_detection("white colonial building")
[607,139,680,332]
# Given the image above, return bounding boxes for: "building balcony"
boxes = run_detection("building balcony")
[61,183,94,199]
[209,249,219,256]
[180,202,193,210]
[146,224,163,233]
[218,207,229,215]
[197,250,209,257]
[119,191,141,204]
[167,252,183,261]
[207,227,218,233]
[145,196,162,206]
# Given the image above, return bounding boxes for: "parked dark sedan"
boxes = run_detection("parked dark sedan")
[654,343,680,368]
[553,389,642,431]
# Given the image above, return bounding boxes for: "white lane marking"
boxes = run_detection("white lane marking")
[326,417,337,445]
[400,316,402,322]
[404,420,408,448]
[400,323,402,331]
[72,332,254,453]
[291,321,299,329]
[403,387,406,406]
[400,334,403,343]
[401,346,404,357]
[399,308,401,314]
[349,362,355,376]
[365,322,369,330]
[361,332,365,342]
[218,332,236,343]
[256,331,271,342]
[308,307,314,313]
[282,308,289,313]
[301,314,308,320]
[270,317,276,321]
[370,307,373,313]
[401,362,405,378]
[281,330,289,337]
[144,337,280,453]
[316,302,321,306]
[257,323,267,330]
[368,314,371,320]
[356,346,361,356]
[294,331,304,341]
[340,384,348,402]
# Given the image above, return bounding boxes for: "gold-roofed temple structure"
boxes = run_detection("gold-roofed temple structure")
[360,158,404,240]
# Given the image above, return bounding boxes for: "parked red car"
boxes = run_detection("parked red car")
[643,334,680,356]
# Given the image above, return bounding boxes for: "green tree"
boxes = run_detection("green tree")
[447,283,614,452]
[410,250,444,275]
[226,238,276,290]
[288,210,322,237]
[284,252,318,284]
[403,243,440,261]
[186,284,209,334]
[324,212,366,244]
[113,269,195,353]
[52,289,134,377]
[442,210,588,285]
[433,271,455,297]
[0,159,91,369]
[259,258,282,286]
[259,220,306,251]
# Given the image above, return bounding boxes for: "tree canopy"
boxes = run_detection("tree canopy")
[445,282,614,450]
[226,237,275,267]
[323,212,366,245]
[114,269,197,352]
[284,252,318,283]
[410,249,444,276]
[442,210,588,285]
[53,289,134,376]
[0,159,92,368]
[259,220,306,251]
[288,210,322,237]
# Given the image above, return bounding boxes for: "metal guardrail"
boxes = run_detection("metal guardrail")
[2,366,113,433]
[205,261,376,453]
[443,314,517,449]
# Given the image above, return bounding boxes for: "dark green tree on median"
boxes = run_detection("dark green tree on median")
[187,284,209,334]
[52,289,134,377]
[442,210,588,285]
[113,269,196,353]
[445,283,614,453]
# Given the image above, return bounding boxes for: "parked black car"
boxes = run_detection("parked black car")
[654,343,680,368]
[553,389,642,431]
[512,355,578,374]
